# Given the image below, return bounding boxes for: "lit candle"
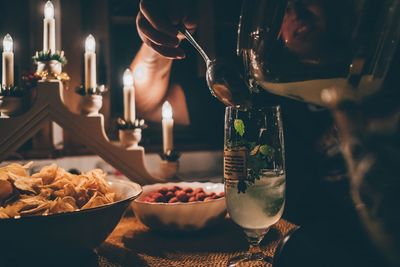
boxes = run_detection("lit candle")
[162,101,174,154]
[84,34,97,92]
[43,1,56,53]
[2,34,14,88]
[123,69,135,123]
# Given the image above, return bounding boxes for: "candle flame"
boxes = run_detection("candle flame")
[85,34,96,53]
[123,69,134,87]
[3,34,13,52]
[162,101,173,119]
[44,1,54,19]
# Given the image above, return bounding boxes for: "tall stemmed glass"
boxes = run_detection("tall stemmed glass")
[224,105,285,266]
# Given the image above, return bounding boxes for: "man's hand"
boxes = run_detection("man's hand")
[136,0,197,59]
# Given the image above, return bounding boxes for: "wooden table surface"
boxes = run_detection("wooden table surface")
[3,214,295,267]
[94,214,295,267]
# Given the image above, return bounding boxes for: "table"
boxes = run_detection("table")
[95,214,296,267]
[3,213,295,267]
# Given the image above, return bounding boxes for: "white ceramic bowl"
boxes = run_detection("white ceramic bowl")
[132,182,226,231]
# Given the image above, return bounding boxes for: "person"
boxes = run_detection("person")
[131,0,225,145]
[130,0,197,125]
[131,0,400,266]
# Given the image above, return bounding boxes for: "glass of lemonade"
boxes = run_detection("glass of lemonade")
[224,105,285,266]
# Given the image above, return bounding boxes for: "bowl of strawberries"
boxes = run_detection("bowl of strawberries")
[131,181,226,231]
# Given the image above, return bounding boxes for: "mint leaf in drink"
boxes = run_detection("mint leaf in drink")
[234,119,245,137]
[250,145,260,156]
[248,154,268,170]
[259,144,275,157]
[238,179,247,193]
[228,119,276,193]
[265,196,284,216]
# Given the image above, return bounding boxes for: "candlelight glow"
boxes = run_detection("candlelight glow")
[85,34,96,53]
[3,34,13,52]
[44,1,54,19]
[162,101,173,119]
[123,69,134,87]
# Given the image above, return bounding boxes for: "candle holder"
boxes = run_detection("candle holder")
[33,50,69,81]
[76,85,107,116]
[0,80,183,184]
[0,86,25,117]
[117,118,147,149]
[159,150,181,181]
[160,149,181,162]
[0,2,183,185]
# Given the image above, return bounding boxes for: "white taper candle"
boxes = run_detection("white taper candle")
[162,101,174,154]
[43,1,56,53]
[123,69,135,123]
[2,34,14,88]
[84,34,97,92]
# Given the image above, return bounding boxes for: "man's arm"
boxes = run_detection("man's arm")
[131,0,197,124]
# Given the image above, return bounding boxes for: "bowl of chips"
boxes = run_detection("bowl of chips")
[132,182,227,231]
[0,163,142,255]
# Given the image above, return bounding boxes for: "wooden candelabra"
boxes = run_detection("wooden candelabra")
[0,79,179,185]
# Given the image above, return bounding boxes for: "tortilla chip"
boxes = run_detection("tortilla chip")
[0,163,115,218]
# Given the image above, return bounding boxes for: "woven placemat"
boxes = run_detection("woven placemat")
[96,214,296,267]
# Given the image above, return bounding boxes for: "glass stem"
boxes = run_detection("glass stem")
[248,243,263,256]
[244,228,269,255]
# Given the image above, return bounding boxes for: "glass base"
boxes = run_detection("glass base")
[228,227,272,266]
[228,252,273,266]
